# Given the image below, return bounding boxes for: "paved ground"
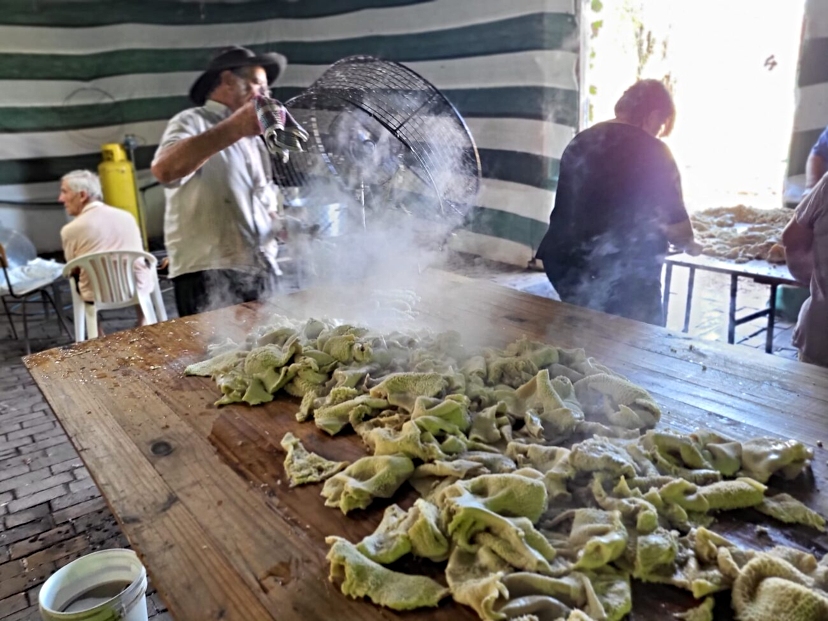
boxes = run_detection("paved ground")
[0,254,802,620]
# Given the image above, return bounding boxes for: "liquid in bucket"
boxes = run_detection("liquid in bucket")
[61,581,132,613]
[39,549,148,621]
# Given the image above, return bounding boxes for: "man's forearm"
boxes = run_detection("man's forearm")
[151,119,242,185]
[806,154,825,190]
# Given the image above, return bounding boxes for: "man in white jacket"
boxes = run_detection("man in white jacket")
[151,46,287,317]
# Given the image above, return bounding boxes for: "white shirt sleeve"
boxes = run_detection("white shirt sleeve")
[152,110,201,189]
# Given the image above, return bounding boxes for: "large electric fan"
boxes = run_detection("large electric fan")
[273,56,481,242]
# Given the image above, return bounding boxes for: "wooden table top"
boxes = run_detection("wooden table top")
[666,252,801,286]
[23,270,828,621]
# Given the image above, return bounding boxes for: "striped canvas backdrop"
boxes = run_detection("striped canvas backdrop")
[0,0,579,263]
[786,0,826,205]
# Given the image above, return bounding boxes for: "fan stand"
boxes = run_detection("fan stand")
[358,175,367,231]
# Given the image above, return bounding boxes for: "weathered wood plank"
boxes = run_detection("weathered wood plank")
[23,270,828,621]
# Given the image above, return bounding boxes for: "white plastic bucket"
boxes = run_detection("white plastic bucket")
[39,549,148,621]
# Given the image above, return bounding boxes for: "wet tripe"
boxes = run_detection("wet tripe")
[187,315,825,620]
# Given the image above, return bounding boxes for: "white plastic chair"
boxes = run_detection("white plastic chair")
[62,250,168,342]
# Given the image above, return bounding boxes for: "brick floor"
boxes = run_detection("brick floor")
[0,256,807,620]
[0,278,176,621]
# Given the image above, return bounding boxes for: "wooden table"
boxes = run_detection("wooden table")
[23,270,828,621]
[663,253,805,353]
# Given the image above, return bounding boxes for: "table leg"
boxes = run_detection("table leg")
[683,267,695,333]
[728,274,738,344]
[662,262,673,328]
[52,282,65,322]
[766,283,778,354]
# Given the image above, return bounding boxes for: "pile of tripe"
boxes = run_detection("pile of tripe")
[186,316,826,621]
[690,205,792,264]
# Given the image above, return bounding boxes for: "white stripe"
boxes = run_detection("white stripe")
[0,179,554,229]
[0,170,156,202]
[793,82,828,132]
[476,179,555,223]
[466,118,573,160]
[0,203,67,253]
[0,0,575,53]
[0,121,168,160]
[449,230,534,265]
[0,117,573,164]
[6,51,578,107]
[0,180,62,202]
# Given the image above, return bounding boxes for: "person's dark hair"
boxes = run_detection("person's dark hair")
[614,79,676,136]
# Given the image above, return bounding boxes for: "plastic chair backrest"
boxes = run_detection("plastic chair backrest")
[63,250,157,310]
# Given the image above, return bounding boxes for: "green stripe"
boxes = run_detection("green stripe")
[0,13,576,81]
[464,206,548,249]
[0,146,157,186]
[0,0,433,26]
[787,127,822,177]
[479,148,560,192]
[447,87,578,126]
[797,37,828,87]
[0,86,577,133]
[0,144,559,195]
[0,97,189,133]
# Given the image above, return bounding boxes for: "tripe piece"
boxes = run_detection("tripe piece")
[407,499,450,562]
[369,372,447,411]
[497,595,571,620]
[732,554,828,621]
[675,597,715,621]
[548,509,628,570]
[739,438,813,483]
[574,373,661,429]
[314,395,389,436]
[321,455,414,514]
[280,432,348,487]
[411,393,472,436]
[326,536,449,610]
[356,504,412,564]
[579,566,632,621]
[756,493,826,532]
[514,370,584,441]
[570,437,638,479]
[442,472,550,523]
[184,350,244,377]
[446,546,510,621]
[698,477,766,511]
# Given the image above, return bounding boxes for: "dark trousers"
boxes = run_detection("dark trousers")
[172,269,275,317]
[549,272,664,327]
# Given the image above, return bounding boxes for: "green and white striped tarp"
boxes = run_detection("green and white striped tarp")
[0,0,580,263]
[786,0,826,205]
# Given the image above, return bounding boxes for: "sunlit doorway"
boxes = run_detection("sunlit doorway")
[584,0,806,211]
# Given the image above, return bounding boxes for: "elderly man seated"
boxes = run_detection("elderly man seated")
[59,170,152,329]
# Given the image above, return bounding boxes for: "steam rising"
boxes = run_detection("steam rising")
[193,99,482,346]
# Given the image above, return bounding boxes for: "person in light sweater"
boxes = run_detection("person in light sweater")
[59,170,152,330]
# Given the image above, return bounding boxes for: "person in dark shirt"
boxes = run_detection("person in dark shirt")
[805,126,828,193]
[536,79,701,326]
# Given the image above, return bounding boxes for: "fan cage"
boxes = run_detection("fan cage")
[273,55,481,221]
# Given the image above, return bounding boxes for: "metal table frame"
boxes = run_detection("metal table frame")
[662,253,804,354]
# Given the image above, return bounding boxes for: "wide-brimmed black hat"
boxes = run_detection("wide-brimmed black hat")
[189,46,288,105]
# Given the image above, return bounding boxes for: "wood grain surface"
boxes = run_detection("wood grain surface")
[23,270,828,620]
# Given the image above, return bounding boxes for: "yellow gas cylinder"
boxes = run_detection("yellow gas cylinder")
[98,143,148,249]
